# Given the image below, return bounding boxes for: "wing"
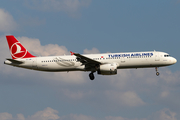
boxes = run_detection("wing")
[70,51,102,66]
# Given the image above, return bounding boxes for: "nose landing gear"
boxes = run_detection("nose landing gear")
[155,67,160,76]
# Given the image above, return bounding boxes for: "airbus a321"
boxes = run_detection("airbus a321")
[4,35,177,80]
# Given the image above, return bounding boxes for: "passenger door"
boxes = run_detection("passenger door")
[155,52,160,61]
[32,58,37,68]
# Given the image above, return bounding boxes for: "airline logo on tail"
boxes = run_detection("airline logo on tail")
[11,42,27,59]
[6,35,36,59]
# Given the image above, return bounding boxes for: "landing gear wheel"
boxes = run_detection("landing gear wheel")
[156,72,160,76]
[155,67,160,76]
[89,73,95,80]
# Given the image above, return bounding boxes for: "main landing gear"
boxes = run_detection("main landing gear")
[155,67,160,76]
[89,72,95,80]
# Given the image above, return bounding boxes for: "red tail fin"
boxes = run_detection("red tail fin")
[6,35,36,59]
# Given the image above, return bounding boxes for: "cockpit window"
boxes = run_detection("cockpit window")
[164,54,170,57]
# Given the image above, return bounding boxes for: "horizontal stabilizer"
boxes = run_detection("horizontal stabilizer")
[6,59,24,64]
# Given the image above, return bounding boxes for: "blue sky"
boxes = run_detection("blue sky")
[0,0,180,120]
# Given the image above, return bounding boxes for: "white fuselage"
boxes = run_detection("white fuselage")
[4,51,177,73]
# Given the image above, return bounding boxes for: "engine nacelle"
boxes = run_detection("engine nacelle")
[97,64,117,75]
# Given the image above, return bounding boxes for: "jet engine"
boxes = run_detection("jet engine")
[97,63,117,75]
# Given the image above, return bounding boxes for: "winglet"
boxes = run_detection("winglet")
[70,51,75,55]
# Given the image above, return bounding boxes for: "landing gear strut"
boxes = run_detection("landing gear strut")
[155,67,160,76]
[89,72,95,80]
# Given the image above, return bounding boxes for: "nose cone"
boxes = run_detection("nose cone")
[174,58,177,64]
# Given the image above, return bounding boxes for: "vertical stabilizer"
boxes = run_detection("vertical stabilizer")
[6,35,36,59]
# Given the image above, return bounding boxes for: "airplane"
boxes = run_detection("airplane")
[4,35,177,80]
